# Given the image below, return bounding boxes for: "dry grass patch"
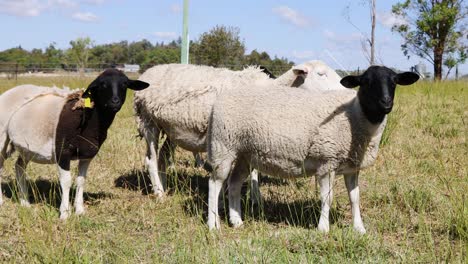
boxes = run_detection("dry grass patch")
[0,76,466,262]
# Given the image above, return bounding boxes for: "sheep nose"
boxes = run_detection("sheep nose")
[379,96,392,106]
[111,97,121,104]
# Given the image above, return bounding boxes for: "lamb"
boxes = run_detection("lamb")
[206,66,419,233]
[134,61,345,199]
[0,69,149,219]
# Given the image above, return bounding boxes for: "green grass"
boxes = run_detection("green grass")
[0,76,466,262]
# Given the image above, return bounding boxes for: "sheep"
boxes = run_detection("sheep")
[0,69,149,219]
[206,65,419,233]
[134,61,345,199]
[275,60,346,91]
[0,84,72,206]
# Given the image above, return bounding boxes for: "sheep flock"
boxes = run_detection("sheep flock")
[0,62,420,235]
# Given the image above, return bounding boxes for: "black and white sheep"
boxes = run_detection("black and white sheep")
[0,69,149,219]
[133,61,346,199]
[206,66,419,233]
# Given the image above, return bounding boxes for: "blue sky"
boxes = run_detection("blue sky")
[0,0,466,75]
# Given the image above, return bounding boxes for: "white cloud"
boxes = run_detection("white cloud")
[0,0,104,23]
[83,0,105,4]
[0,0,46,16]
[292,50,315,60]
[49,0,77,8]
[153,32,177,39]
[0,0,79,16]
[72,11,98,22]
[377,12,407,28]
[272,6,310,28]
[171,3,182,14]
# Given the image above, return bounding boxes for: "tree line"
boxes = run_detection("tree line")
[1,0,466,81]
[0,25,294,76]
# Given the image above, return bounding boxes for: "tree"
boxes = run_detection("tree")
[45,42,64,70]
[128,39,153,64]
[67,37,93,75]
[392,0,467,80]
[370,0,376,65]
[244,49,294,76]
[142,46,180,70]
[343,0,378,65]
[0,46,29,73]
[29,48,45,72]
[191,25,245,69]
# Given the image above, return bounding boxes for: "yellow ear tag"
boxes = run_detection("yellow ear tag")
[84,97,92,108]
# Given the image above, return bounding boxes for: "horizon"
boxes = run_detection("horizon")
[0,0,466,76]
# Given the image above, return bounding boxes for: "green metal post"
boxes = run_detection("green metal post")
[181,0,189,64]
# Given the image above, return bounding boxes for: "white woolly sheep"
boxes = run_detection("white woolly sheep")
[206,66,419,233]
[275,60,346,91]
[0,69,149,219]
[134,61,345,200]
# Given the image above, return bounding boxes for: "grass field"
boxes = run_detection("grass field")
[0,75,466,262]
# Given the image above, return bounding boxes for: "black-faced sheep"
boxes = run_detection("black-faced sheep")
[206,66,419,233]
[0,69,149,219]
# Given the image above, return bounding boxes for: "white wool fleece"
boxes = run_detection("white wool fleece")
[207,86,386,177]
[134,64,273,152]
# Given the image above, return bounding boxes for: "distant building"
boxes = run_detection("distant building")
[117,64,140,73]
[411,62,426,79]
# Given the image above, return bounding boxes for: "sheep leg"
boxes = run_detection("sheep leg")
[315,176,319,197]
[15,156,30,207]
[156,138,173,193]
[0,157,3,206]
[0,157,4,206]
[165,141,176,170]
[193,152,204,167]
[143,126,165,197]
[0,153,4,206]
[317,171,336,233]
[0,136,8,206]
[74,159,91,216]
[250,169,262,206]
[228,161,250,228]
[58,160,72,220]
[344,173,366,234]
[207,157,234,230]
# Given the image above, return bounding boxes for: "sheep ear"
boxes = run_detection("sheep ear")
[292,65,309,76]
[82,80,98,98]
[340,75,361,88]
[127,80,149,91]
[395,72,419,86]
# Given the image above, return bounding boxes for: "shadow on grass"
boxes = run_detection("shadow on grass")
[114,169,153,195]
[1,179,113,208]
[116,167,344,229]
[114,168,209,197]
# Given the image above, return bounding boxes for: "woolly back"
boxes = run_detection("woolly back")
[0,85,74,133]
[135,64,272,109]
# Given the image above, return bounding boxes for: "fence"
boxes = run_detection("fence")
[0,62,118,74]
[0,62,298,79]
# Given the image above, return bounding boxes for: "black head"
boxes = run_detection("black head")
[82,69,149,112]
[340,66,419,124]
